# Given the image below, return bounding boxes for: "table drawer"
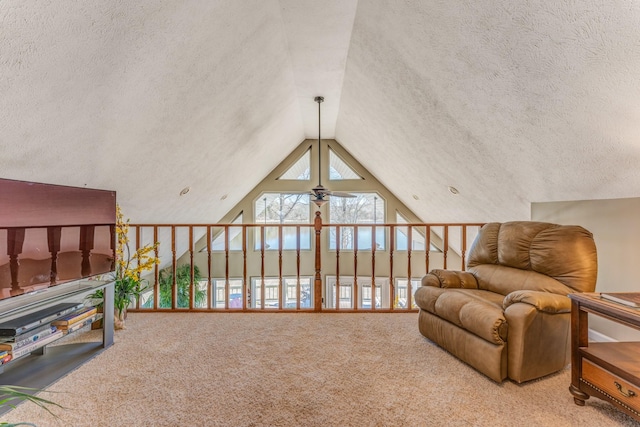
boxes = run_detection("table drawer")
[582,359,640,413]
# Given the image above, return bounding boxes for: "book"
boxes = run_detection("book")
[0,302,84,336]
[11,323,55,343]
[51,306,97,327]
[601,292,640,308]
[0,326,58,351]
[10,330,64,359]
[59,315,97,333]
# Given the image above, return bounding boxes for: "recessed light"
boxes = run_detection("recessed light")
[448,186,459,195]
[179,187,190,196]
[412,194,419,200]
[220,194,228,200]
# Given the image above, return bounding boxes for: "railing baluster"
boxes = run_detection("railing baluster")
[189,226,194,310]
[461,225,467,271]
[389,225,394,310]
[443,225,448,270]
[371,224,376,311]
[153,226,159,310]
[407,226,413,310]
[135,226,141,309]
[242,225,247,311]
[296,225,301,310]
[225,225,230,310]
[425,225,431,274]
[335,226,341,310]
[171,226,176,310]
[207,226,212,310]
[353,226,358,310]
[314,212,322,312]
[260,225,265,310]
[278,224,283,310]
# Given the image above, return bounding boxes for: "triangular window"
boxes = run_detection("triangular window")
[277,149,311,180]
[211,213,243,251]
[395,211,436,251]
[329,148,362,180]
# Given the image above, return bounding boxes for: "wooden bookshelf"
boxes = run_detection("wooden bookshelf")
[0,280,114,416]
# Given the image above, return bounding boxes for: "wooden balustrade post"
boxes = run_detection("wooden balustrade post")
[242,226,248,310]
[153,226,159,309]
[461,226,467,271]
[207,226,212,310]
[443,226,448,270]
[314,211,323,312]
[79,225,94,279]
[389,225,394,309]
[171,226,177,310]
[225,225,230,310]
[134,226,141,308]
[425,225,431,274]
[47,226,61,285]
[335,226,341,310]
[7,228,25,295]
[189,226,194,310]
[407,226,413,309]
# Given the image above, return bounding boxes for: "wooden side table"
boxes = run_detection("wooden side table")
[569,293,640,421]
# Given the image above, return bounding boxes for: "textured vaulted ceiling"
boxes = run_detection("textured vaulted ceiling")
[2,1,640,224]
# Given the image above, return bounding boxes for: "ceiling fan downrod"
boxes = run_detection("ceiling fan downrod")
[315,96,324,189]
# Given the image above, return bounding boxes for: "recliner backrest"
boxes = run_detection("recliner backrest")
[467,221,597,295]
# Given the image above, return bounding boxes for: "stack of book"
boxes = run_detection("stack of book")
[0,304,98,363]
[51,306,98,334]
[0,324,64,361]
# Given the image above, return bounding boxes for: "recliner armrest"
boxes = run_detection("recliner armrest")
[503,290,571,313]
[422,269,479,289]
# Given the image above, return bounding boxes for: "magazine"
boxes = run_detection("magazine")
[600,292,640,308]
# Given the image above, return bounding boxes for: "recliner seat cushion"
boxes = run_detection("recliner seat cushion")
[415,287,507,345]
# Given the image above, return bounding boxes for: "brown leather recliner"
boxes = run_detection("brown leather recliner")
[415,221,597,383]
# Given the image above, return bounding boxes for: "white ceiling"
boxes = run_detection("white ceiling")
[2,1,640,224]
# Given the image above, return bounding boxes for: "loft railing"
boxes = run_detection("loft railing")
[125,214,484,313]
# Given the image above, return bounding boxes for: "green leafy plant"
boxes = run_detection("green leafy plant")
[0,385,63,426]
[144,264,206,309]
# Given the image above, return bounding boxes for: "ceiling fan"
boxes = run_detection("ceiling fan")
[311,96,355,207]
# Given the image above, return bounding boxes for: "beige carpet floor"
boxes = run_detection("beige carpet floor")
[2,312,638,427]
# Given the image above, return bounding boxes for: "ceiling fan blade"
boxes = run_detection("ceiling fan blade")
[326,191,357,198]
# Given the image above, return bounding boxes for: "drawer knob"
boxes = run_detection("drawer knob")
[614,381,637,398]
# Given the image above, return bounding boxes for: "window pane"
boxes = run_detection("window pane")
[212,278,244,309]
[329,148,361,180]
[255,193,311,251]
[278,149,311,180]
[250,277,313,309]
[394,278,421,309]
[329,194,385,250]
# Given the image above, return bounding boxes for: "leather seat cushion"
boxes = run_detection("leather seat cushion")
[415,287,508,345]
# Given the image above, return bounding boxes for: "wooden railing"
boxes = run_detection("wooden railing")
[126,214,484,313]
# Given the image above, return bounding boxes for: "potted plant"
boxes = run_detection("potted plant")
[0,385,62,426]
[87,205,159,329]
